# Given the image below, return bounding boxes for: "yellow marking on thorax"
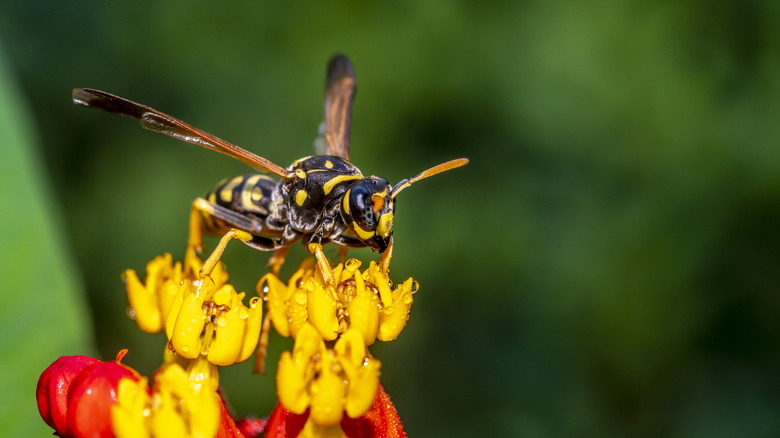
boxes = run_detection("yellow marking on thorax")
[295,168,307,179]
[241,175,264,208]
[323,174,362,195]
[295,189,308,206]
[351,222,375,240]
[219,176,244,203]
[325,160,334,169]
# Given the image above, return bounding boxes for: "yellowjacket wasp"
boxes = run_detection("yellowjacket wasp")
[73,55,467,283]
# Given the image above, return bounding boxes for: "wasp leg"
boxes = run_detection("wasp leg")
[307,242,335,286]
[268,245,291,275]
[379,236,394,273]
[329,234,366,263]
[188,201,206,252]
[253,310,273,375]
[338,245,350,264]
[329,234,366,248]
[200,228,254,278]
[192,198,265,235]
[189,197,265,253]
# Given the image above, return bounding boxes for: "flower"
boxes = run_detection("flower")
[112,362,225,438]
[36,350,148,438]
[124,251,263,368]
[262,258,417,432]
[277,324,381,427]
[262,258,417,347]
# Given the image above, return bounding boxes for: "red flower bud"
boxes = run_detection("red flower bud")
[37,355,101,435]
[66,350,144,438]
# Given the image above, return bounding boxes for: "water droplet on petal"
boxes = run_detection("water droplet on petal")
[345,258,361,271]
[410,280,419,294]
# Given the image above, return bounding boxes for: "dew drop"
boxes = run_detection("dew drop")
[410,280,419,294]
[295,294,307,305]
[345,258,361,271]
[126,307,136,320]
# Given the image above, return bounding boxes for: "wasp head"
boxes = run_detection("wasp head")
[342,177,395,252]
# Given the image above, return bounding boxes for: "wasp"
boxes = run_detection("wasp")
[73,55,467,283]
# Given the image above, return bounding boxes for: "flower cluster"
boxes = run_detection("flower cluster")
[261,257,417,434]
[38,245,415,437]
[124,251,263,368]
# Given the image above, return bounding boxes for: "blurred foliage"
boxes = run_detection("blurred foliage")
[0,47,92,436]
[2,1,780,437]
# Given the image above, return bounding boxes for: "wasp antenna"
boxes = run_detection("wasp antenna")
[391,158,469,198]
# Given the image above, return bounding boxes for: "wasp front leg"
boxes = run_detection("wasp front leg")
[189,197,282,277]
[307,242,335,286]
[268,245,291,276]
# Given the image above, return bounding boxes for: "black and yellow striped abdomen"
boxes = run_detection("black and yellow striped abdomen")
[203,174,279,235]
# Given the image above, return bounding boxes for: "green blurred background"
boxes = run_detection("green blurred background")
[2,1,780,437]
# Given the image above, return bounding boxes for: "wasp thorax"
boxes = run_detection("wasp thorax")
[343,177,395,252]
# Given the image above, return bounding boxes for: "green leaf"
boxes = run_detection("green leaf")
[0,46,94,436]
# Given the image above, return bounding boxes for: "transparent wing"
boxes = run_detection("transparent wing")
[321,54,356,159]
[72,88,292,178]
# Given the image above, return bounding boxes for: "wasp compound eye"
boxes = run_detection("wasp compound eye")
[349,185,376,231]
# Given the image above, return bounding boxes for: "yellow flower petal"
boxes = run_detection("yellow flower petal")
[237,297,263,362]
[309,354,346,426]
[207,306,246,366]
[307,277,340,341]
[262,272,292,337]
[170,293,206,359]
[346,271,379,346]
[125,268,162,333]
[377,278,415,342]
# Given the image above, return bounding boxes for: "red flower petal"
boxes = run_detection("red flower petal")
[37,355,102,436]
[262,384,406,438]
[66,351,145,438]
[342,384,406,438]
[216,394,248,438]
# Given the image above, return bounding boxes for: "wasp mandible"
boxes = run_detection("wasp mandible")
[73,55,468,283]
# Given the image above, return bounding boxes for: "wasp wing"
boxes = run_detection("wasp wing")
[72,88,292,178]
[321,54,356,160]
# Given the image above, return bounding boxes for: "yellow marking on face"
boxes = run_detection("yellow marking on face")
[371,194,385,213]
[323,174,362,195]
[241,175,264,207]
[325,160,334,169]
[295,168,307,179]
[342,189,351,215]
[219,176,244,204]
[352,222,375,240]
[295,189,308,206]
[208,191,218,204]
[377,212,394,239]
